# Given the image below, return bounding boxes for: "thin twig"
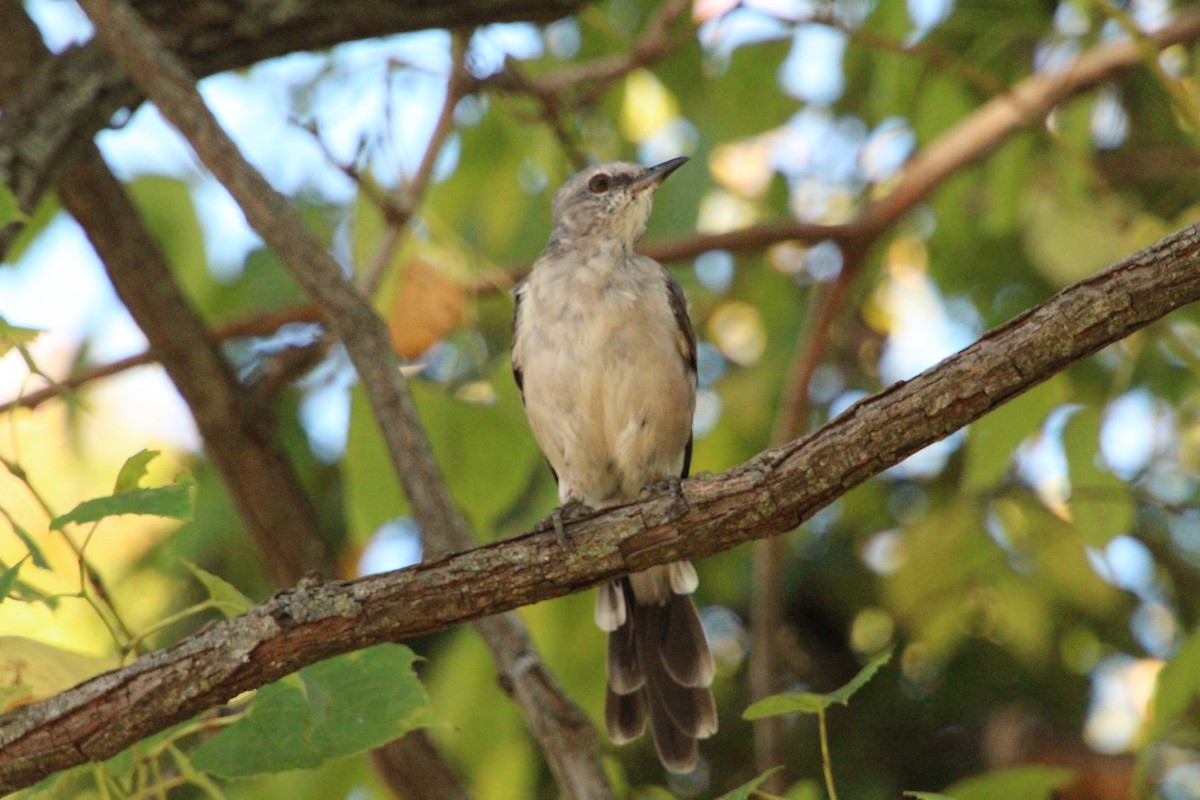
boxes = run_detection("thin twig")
[1089,0,1200,138]
[360,34,472,299]
[817,707,839,800]
[0,305,322,415]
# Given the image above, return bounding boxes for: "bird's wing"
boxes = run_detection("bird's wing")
[510,280,527,404]
[663,267,697,479]
[663,268,697,373]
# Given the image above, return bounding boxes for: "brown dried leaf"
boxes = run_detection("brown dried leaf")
[388,258,466,359]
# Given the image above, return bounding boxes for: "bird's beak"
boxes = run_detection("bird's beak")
[631,156,689,193]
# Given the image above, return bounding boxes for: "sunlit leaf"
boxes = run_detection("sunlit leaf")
[182,559,254,617]
[0,182,23,226]
[941,765,1074,800]
[621,69,678,142]
[903,793,953,800]
[0,636,117,710]
[0,683,32,713]
[0,316,41,359]
[713,767,784,800]
[113,449,161,494]
[0,557,26,602]
[744,649,892,718]
[50,472,195,530]
[192,644,432,777]
[0,507,49,569]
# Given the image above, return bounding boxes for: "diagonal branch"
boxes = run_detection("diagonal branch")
[2,215,1198,793]
[71,1,612,796]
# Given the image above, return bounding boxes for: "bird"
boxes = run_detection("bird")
[511,157,717,772]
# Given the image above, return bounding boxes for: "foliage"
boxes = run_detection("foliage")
[3,0,1200,798]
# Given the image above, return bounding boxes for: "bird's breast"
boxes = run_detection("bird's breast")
[518,262,695,506]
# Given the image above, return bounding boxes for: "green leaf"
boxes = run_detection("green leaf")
[113,449,161,494]
[904,793,953,800]
[962,377,1068,492]
[744,649,893,719]
[50,472,195,530]
[1062,407,1133,545]
[0,507,49,569]
[182,560,254,617]
[943,765,1075,800]
[714,767,785,800]
[344,357,542,541]
[0,682,32,712]
[192,644,432,777]
[0,182,24,226]
[0,316,42,359]
[0,556,27,601]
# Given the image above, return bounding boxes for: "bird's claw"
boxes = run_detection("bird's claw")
[547,500,586,548]
[665,475,688,519]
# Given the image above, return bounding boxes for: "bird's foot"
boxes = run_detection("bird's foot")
[545,500,586,548]
[665,475,688,519]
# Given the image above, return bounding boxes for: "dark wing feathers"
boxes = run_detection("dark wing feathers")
[664,269,697,372]
[510,282,526,402]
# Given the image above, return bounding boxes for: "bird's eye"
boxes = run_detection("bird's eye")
[588,174,611,193]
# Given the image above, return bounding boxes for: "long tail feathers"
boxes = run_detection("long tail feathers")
[602,569,717,773]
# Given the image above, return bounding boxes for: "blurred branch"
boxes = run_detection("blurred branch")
[473,0,689,168]
[0,0,590,254]
[359,34,473,299]
[478,0,688,105]
[0,305,322,415]
[5,216,1200,791]
[749,248,864,792]
[1089,0,1200,139]
[71,2,612,797]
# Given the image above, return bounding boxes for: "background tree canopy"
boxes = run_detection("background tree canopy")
[3,0,1200,798]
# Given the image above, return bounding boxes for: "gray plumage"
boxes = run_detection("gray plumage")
[511,157,717,772]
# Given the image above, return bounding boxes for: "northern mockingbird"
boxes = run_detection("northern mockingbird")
[511,157,717,772]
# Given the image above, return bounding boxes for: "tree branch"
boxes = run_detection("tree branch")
[71,1,613,796]
[0,0,330,589]
[2,213,1199,793]
[0,0,589,253]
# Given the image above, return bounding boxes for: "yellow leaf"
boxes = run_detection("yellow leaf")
[709,138,774,199]
[0,636,117,711]
[621,70,678,143]
[388,259,466,359]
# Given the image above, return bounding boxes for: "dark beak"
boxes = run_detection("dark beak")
[632,156,689,192]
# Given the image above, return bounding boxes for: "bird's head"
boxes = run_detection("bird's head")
[550,157,688,245]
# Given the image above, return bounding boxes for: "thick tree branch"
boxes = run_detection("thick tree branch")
[72,2,612,796]
[2,218,1198,791]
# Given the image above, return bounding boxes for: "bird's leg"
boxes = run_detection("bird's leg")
[547,500,586,547]
[665,475,687,519]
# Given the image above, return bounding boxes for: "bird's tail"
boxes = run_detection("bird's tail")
[597,563,717,773]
